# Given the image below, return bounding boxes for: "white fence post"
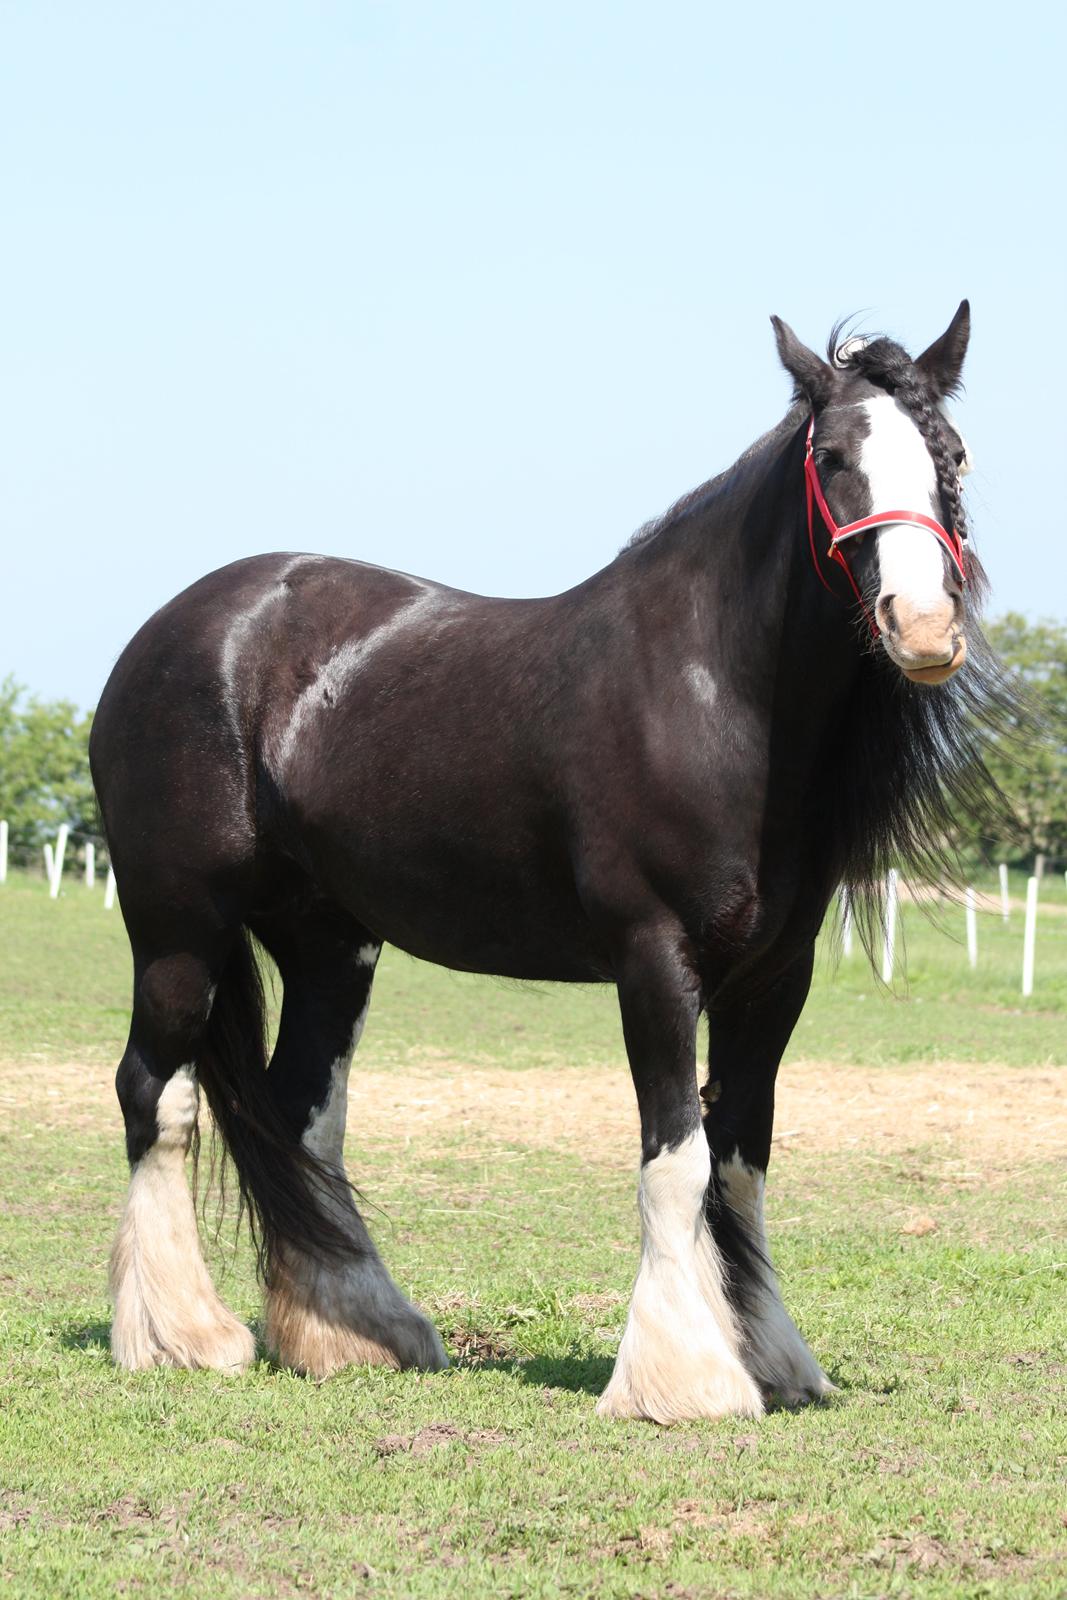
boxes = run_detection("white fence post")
[965,886,977,969]
[881,868,898,984]
[1022,877,1038,998]
[85,840,95,889]
[43,842,54,883]
[49,824,69,899]
[998,862,1010,923]
[0,820,7,884]
[104,865,117,910]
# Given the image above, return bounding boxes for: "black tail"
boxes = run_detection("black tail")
[195,929,365,1283]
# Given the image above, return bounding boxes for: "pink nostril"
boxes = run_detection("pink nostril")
[877,594,898,635]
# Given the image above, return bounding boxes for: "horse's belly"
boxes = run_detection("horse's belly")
[298,824,611,983]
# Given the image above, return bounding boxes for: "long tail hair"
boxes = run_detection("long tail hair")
[194,930,365,1282]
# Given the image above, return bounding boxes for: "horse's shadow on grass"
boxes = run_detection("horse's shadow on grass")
[61,1321,112,1355]
[456,1349,615,1396]
[56,1325,845,1412]
[58,1320,613,1397]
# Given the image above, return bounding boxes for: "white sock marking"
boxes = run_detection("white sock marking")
[598,1130,762,1423]
[110,1066,254,1372]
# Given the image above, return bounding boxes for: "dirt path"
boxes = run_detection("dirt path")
[2,1055,1062,1173]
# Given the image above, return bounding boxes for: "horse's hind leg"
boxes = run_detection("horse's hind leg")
[703,947,833,1405]
[251,903,447,1379]
[111,942,255,1372]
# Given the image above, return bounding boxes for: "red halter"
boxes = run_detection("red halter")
[804,415,967,639]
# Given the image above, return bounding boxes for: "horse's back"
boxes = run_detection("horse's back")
[90,553,450,880]
[90,553,582,944]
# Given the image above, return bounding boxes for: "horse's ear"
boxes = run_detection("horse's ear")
[771,316,834,407]
[915,299,970,398]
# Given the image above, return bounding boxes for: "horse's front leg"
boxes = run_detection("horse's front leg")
[597,928,763,1424]
[703,945,834,1406]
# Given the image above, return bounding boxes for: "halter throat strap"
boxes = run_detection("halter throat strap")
[803,415,967,640]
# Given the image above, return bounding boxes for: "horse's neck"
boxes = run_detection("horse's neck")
[614,420,857,713]
[609,426,863,884]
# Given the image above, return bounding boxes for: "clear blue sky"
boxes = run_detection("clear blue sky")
[3,2,1063,709]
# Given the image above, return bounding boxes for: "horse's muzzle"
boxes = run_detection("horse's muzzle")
[878,594,967,686]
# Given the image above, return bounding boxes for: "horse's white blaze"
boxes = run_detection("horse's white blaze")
[718,1153,832,1401]
[597,1130,763,1423]
[110,1066,255,1373]
[264,970,447,1379]
[860,395,949,615]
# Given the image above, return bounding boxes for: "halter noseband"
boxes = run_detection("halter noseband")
[804,415,967,639]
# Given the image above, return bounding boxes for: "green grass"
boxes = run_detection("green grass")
[2,868,1065,1070]
[2,1118,1064,1598]
[1,872,1065,1597]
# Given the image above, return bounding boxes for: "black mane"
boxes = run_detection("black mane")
[624,409,802,551]
[830,617,1020,959]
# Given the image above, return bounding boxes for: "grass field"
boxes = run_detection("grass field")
[1,871,1065,1598]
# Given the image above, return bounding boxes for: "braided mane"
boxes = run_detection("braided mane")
[829,332,970,548]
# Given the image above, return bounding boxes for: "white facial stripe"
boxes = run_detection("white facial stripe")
[860,396,950,611]
[860,394,939,515]
[876,524,951,611]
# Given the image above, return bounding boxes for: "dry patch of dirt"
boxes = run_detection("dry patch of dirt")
[1,1055,1063,1174]
[353,1057,1060,1173]
[374,1422,510,1458]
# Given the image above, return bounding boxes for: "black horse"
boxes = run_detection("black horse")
[91,302,1005,1421]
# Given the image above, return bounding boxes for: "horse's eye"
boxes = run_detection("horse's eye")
[814,448,845,472]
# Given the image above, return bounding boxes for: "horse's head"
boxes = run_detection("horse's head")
[772,303,974,685]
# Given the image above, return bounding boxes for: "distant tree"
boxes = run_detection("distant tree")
[977,615,1067,869]
[0,678,96,864]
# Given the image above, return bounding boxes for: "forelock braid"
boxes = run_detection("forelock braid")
[848,337,968,542]
[886,369,967,543]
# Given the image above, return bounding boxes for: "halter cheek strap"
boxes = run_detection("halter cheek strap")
[804,415,967,640]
